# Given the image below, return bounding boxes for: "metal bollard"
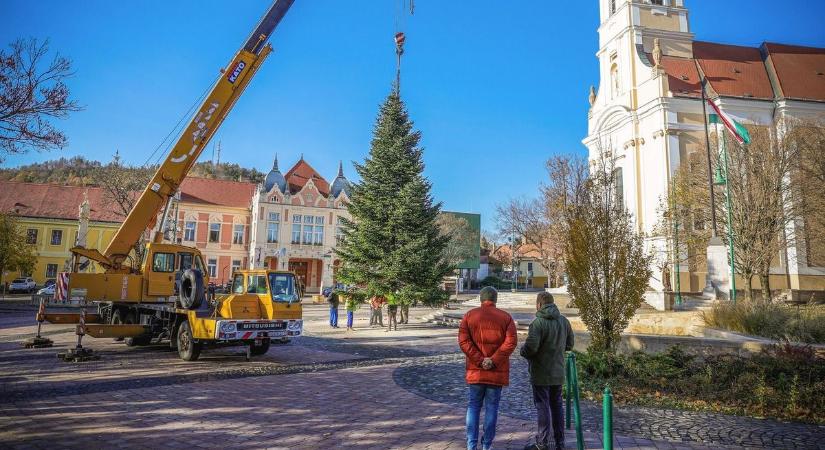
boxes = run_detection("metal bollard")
[566,352,572,430]
[570,353,584,450]
[603,385,614,450]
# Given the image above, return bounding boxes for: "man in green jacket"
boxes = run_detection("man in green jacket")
[520,292,574,450]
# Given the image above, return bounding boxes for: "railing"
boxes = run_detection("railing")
[566,352,615,450]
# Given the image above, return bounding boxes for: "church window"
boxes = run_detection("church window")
[610,0,616,15]
[610,63,620,98]
[613,168,624,209]
[650,0,664,5]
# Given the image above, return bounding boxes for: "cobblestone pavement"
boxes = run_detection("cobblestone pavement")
[0,303,822,449]
[393,356,825,450]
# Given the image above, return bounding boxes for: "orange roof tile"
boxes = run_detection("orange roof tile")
[0,181,126,223]
[178,177,256,208]
[763,43,825,102]
[283,159,330,196]
[694,41,775,100]
[661,55,702,98]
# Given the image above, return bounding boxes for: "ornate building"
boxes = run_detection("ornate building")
[249,156,352,294]
[585,0,825,308]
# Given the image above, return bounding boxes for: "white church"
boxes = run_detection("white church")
[585,0,825,309]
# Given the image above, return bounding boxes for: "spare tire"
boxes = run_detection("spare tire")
[179,269,205,310]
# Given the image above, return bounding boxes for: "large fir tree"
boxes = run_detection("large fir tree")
[336,90,449,305]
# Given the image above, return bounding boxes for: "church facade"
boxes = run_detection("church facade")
[585,0,825,308]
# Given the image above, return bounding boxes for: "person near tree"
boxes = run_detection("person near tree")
[399,300,410,324]
[326,288,340,329]
[458,286,518,450]
[369,295,386,327]
[520,292,574,450]
[345,294,358,332]
[386,293,399,332]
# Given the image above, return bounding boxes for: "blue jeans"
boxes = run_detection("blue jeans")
[466,384,502,450]
[346,311,354,328]
[329,307,338,327]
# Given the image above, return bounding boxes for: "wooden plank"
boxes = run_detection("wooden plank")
[81,324,148,338]
[43,313,102,324]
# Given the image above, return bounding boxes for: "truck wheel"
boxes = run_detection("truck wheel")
[249,339,271,356]
[124,311,151,347]
[111,309,125,342]
[177,321,202,361]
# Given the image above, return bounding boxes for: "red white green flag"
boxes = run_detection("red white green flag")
[706,99,751,145]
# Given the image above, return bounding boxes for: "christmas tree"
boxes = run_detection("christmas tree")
[336,89,449,305]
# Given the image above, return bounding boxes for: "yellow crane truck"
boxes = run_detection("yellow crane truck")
[32,0,303,361]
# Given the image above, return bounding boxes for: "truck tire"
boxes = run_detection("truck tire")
[124,311,151,347]
[177,320,202,361]
[249,338,271,356]
[179,269,205,310]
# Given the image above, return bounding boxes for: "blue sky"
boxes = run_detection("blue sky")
[3,0,825,231]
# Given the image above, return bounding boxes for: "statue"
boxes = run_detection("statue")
[588,86,597,107]
[652,38,662,69]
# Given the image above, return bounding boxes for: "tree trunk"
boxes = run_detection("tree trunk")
[760,272,772,303]
[746,275,755,303]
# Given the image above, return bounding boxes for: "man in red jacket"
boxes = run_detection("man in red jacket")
[459,286,518,450]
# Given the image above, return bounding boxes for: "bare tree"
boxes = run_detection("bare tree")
[561,150,652,353]
[0,38,81,162]
[495,198,566,287]
[437,214,477,269]
[92,152,152,267]
[673,121,812,302]
[796,119,825,263]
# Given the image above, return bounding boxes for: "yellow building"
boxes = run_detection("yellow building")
[0,181,123,286]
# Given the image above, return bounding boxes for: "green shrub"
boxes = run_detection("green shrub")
[702,301,825,344]
[571,344,825,424]
[480,276,512,290]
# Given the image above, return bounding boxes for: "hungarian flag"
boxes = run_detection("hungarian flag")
[706,99,751,144]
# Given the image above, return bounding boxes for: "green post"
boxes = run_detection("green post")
[570,353,584,450]
[719,134,738,304]
[565,353,572,430]
[603,385,614,450]
[671,177,682,306]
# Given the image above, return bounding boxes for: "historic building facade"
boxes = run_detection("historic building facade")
[585,0,825,307]
[0,181,122,285]
[249,156,352,294]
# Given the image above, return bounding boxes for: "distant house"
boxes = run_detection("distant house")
[492,243,550,289]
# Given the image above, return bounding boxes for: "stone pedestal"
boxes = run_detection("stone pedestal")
[705,237,730,300]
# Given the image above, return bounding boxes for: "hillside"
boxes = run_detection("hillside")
[0,157,265,186]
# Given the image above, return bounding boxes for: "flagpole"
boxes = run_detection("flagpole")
[700,77,719,238]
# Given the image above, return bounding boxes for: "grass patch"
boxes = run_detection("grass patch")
[574,345,825,424]
[702,301,825,344]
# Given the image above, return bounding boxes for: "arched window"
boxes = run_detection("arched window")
[610,63,619,99]
[610,0,617,15]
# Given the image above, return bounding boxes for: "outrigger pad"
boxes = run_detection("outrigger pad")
[22,337,54,348]
[57,347,100,362]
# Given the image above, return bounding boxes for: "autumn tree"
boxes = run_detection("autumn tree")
[0,213,37,294]
[560,151,652,353]
[0,38,81,163]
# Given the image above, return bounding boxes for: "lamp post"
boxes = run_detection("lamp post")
[713,133,738,304]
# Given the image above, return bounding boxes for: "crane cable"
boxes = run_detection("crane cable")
[394,0,414,94]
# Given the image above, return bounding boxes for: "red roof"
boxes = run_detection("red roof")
[178,177,256,208]
[763,42,825,102]
[0,181,126,223]
[693,41,775,100]
[661,55,702,98]
[283,159,330,196]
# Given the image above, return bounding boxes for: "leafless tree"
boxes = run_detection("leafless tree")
[92,152,152,267]
[0,38,81,162]
[436,214,477,270]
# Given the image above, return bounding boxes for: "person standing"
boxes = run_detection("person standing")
[326,288,340,329]
[520,292,574,450]
[458,287,518,450]
[386,294,399,332]
[345,294,358,331]
[370,295,385,327]
[399,300,410,324]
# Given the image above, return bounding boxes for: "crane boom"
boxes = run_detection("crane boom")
[98,0,295,269]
